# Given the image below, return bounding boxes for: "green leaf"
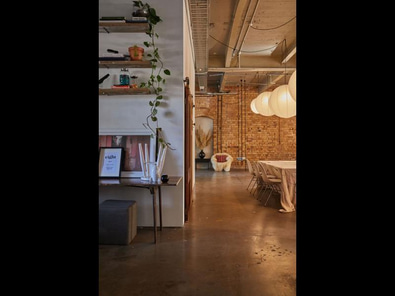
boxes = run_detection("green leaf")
[155,101,160,106]
[164,69,171,75]
[157,75,162,82]
[149,7,157,17]
[133,1,142,8]
[156,95,163,100]
[149,101,154,106]
[151,116,157,122]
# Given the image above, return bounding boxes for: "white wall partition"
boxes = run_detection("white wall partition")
[99,0,186,227]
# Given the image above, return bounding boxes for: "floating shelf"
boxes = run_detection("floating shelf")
[99,22,149,33]
[99,88,150,96]
[99,60,152,68]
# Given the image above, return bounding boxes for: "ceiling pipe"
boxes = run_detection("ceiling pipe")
[189,0,209,92]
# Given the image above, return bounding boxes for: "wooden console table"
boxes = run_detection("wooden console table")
[195,158,211,170]
[98,176,182,244]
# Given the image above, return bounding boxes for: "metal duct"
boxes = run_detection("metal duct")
[188,0,208,92]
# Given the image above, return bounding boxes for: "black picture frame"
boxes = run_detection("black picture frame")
[98,147,124,178]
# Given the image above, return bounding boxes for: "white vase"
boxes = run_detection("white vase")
[148,162,159,183]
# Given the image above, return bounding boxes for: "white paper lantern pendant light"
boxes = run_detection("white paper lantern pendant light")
[288,70,296,101]
[268,84,296,118]
[254,91,274,116]
[250,98,260,114]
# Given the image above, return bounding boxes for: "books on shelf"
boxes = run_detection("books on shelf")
[99,57,127,61]
[99,16,148,24]
[100,53,125,58]
[100,16,126,23]
[111,85,130,89]
[100,16,125,20]
[100,20,126,23]
[99,52,127,61]
[127,16,148,23]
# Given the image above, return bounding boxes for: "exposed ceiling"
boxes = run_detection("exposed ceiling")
[188,0,296,95]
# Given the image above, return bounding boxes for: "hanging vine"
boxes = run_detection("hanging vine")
[133,0,173,149]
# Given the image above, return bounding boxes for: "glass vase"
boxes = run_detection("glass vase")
[148,162,159,183]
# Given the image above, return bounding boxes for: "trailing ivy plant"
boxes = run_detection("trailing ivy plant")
[133,0,173,149]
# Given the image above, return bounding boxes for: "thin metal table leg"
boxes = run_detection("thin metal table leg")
[158,186,162,231]
[149,186,157,244]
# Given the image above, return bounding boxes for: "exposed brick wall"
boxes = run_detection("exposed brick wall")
[195,86,296,169]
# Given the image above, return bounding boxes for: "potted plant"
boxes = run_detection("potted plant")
[128,45,144,61]
[132,0,172,150]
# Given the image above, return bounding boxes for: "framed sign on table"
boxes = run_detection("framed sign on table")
[98,147,124,178]
[98,129,155,178]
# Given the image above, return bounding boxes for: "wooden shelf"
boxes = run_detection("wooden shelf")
[99,22,149,33]
[99,60,151,68]
[99,88,151,96]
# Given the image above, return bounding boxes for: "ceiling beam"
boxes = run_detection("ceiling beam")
[209,67,296,73]
[224,0,251,67]
[282,46,296,64]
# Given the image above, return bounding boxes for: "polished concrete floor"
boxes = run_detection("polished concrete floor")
[99,168,296,296]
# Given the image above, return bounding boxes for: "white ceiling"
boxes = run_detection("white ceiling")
[188,0,296,94]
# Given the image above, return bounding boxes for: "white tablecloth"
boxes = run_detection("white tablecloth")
[259,161,296,213]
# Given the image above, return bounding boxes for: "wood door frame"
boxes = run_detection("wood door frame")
[184,77,193,222]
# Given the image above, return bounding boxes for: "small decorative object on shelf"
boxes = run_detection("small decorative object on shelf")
[98,73,110,88]
[198,150,206,159]
[128,45,144,61]
[161,175,169,183]
[119,68,130,85]
[130,75,138,88]
[132,1,149,17]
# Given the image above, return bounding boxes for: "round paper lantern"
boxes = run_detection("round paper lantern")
[250,98,260,114]
[288,70,296,101]
[268,85,296,118]
[254,91,274,116]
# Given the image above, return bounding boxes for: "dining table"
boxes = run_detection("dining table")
[258,160,296,213]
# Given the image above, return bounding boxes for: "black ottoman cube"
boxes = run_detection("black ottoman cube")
[99,199,137,245]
